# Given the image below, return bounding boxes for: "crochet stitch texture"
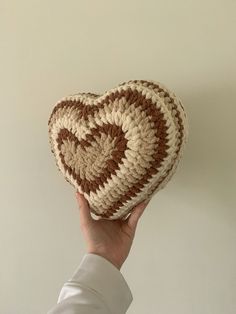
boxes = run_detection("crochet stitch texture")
[48,80,189,220]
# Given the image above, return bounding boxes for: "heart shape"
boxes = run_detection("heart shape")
[48,80,188,220]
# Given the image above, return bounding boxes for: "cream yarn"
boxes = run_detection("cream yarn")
[48,80,189,220]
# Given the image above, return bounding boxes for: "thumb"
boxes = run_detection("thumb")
[75,191,93,227]
[127,200,149,231]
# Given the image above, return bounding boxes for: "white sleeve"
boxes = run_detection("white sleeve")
[47,253,133,314]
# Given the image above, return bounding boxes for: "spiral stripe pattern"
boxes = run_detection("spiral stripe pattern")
[48,80,189,220]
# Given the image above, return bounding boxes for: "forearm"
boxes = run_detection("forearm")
[47,253,133,314]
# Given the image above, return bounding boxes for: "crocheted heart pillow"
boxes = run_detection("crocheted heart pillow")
[48,80,188,220]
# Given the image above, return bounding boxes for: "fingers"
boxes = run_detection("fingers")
[127,200,149,231]
[75,191,93,227]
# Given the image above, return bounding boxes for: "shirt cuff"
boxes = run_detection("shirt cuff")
[58,253,133,314]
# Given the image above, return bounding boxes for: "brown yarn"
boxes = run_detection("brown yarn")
[48,80,188,219]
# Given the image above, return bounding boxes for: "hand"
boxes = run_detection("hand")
[75,192,150,270]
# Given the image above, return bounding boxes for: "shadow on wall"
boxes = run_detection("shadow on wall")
[178,81,236,214]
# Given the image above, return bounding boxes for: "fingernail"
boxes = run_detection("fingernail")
[140,202,147,208]
[76,192,80,202]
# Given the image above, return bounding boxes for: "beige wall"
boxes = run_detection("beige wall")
[1,1,236,313]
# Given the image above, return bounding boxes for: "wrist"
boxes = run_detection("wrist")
[87,250,122,270]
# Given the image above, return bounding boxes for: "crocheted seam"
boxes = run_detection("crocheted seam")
[48,80,187,219]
